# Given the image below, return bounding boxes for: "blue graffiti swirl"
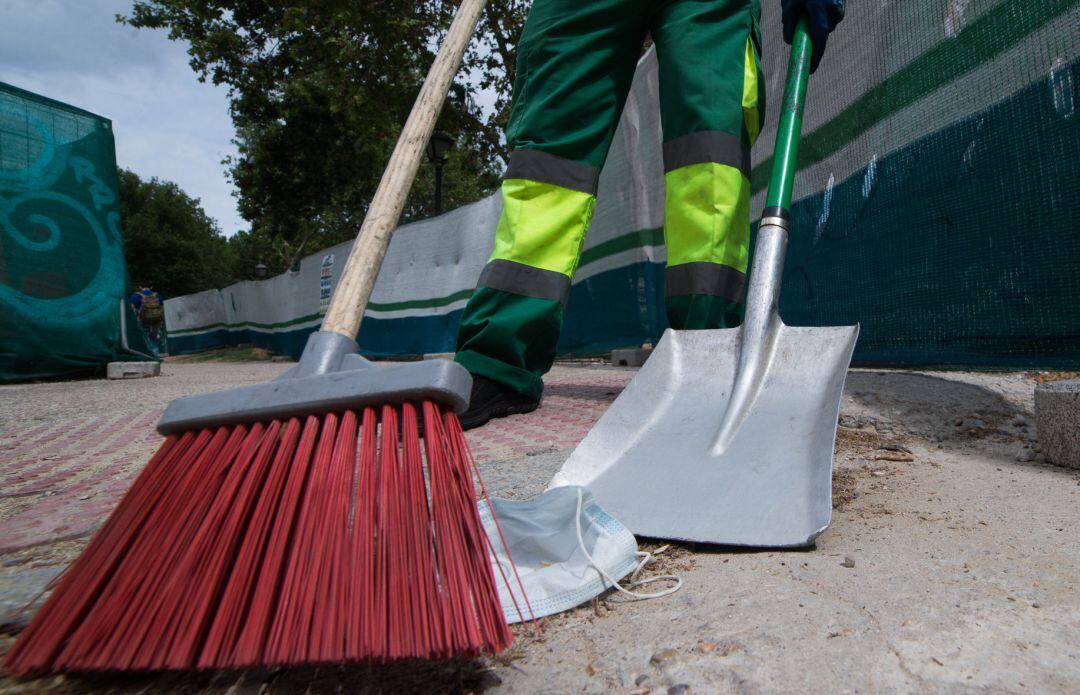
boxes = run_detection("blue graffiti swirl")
[0,190,121,328]
[6,212,62,251]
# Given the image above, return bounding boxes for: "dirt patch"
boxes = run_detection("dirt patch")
[835,424,914,462]
[0,540,86,573]
[636,542,696,580]
[166,346,274,363]
[489,623,547,670]
[831,424,916,511]
[832,469,859,509]
[492,541,696,641]
[831,460,906,514]
[0,496,40,526]
[835,426,891,452]
[697,638,747,657]
[0,657,496,694]
[1032,371,1080,384]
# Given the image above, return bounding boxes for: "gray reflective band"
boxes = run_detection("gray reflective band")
[665,262,747,301]
[478,259,571,306]
[663,131,750,178]
[504,149,600,196]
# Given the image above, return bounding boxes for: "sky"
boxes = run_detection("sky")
[1,0,245,234]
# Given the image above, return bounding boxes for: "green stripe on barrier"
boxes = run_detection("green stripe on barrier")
[578,227,664,267]
[167,323,230,336]
[750,0,1074,193]
[169,314,322,336]
[366,287,475,312]
[172,228,667,337]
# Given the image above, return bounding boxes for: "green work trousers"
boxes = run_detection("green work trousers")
[456,0,765,398]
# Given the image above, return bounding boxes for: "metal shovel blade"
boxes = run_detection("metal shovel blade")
[550,223,859,547]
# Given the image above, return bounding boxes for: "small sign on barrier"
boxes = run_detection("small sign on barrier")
[319,253,335,315]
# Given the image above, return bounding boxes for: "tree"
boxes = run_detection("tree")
[120,1,528,275]
[117,168,235,298]
[225,226,287,282]
[463,0,529,152]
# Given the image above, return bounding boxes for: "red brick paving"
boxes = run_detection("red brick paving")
[465,369,632,461]
[1,412,164,553]
[0,367,633,554]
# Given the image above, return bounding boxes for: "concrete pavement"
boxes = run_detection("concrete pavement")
[1,361,1077,693]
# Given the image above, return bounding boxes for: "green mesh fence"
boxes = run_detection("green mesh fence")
[0,82,154,382]
[746,0,1080,368]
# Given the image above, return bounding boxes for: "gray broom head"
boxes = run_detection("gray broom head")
[157,331,472,434]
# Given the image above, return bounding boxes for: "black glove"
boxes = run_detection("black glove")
[781,0,845,74]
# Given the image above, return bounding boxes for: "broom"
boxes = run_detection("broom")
[5,0,529,675]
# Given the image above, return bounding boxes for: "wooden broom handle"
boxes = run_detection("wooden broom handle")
[321,0,487,338]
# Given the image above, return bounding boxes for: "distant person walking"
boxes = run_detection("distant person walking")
[129,283,165,351]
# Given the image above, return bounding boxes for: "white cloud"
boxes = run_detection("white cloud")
[0,0,244,235]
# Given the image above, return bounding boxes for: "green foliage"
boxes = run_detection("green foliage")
[225,226,288,281]
[117,168,235,298]
[120,1,529,275]
[466,0,529,142]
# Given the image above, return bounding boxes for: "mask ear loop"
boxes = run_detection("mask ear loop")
[574,487,682,601]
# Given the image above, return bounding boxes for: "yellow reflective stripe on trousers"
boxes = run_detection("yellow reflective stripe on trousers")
[742,36,761,146]
[491,178,597,278]
[664,162,751,271]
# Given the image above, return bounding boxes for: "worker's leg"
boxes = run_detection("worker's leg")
[455,0,650,399]
[651,0,764,329]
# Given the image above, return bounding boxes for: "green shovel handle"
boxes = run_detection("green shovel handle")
[763,17,812,214]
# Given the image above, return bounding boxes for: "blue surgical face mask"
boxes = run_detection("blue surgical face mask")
[479,485,679,624]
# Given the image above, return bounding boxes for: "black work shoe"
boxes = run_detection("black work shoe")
[458,375,540,431]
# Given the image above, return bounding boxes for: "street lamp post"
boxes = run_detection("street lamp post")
[254,262,268,279]
[425,131,455,214]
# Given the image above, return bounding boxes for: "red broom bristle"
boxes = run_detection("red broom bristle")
[4,401,517,677]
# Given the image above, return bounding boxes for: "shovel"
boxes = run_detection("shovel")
[550,19,859,547]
